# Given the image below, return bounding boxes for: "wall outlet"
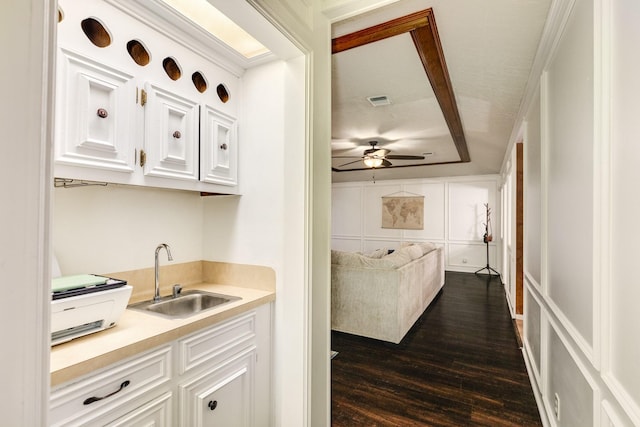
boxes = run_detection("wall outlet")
[553,393,560,421]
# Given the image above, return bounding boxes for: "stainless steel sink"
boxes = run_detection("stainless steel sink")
[129,290,241,318]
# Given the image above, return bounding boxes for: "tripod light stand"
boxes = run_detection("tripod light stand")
[475,203,500,277]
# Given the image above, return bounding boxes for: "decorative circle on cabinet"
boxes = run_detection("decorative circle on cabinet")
[216,84,229,103]
[58,7,64,23]
[162,57,182,81]
[80,18,112,48]
[127,40,150,66]
[192,72,208,93]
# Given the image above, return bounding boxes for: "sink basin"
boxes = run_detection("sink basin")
[129,290,241,318]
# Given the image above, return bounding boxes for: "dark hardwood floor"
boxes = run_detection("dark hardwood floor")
[331,272,541,426]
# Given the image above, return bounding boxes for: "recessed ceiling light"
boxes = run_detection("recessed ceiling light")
[367,95,391,107]
[160,0,270,58]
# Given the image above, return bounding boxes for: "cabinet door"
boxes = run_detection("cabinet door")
[143,82,199,181]
[179,348,255,427]
[55,48,137,173]
[200,106,238,186]
[105,392,172,427]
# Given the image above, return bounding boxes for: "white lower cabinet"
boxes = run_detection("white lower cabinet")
[50,304,271,426]
[179,348,256,427]
[105,392,172,427]
[50,346,172,426]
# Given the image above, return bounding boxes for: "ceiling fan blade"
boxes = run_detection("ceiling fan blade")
[382,159,393,167]
[332,155,362,158]
[385,154,425,160]
[336,159,364,168]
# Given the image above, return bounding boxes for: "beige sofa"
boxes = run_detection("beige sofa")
[331,243,445,344]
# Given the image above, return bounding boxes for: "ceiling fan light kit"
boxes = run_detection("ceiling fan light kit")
[335,140,426,169]
[364,157,383,168]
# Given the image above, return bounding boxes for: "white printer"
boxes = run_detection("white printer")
[51,273,132,346]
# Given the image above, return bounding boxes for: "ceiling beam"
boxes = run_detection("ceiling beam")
[411,12,470,162]
[331,8,470,169]
[331,10,430,54]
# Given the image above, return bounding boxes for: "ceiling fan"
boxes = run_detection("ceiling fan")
[333,141,426,168]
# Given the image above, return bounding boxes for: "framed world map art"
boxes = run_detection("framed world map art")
[381,195,424,230]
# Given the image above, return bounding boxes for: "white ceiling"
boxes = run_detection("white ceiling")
[331,0,551,182]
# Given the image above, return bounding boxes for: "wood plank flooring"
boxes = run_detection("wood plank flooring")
[331,272,541,426]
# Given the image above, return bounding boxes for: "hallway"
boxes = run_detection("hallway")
[331,272,541,426]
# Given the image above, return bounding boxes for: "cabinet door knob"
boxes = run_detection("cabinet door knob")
[208,400,218,411]
[219,143,228,150]
[96,108,108,118]
[173,130,182,139]
[83,380,130,405]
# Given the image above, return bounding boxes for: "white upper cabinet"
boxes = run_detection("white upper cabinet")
[55,0,240,194]
[55,49,137,173]
[143,81,200,182]
[201,106,238,186]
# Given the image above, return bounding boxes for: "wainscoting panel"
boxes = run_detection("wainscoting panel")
[524,283,542,382]
[331,238,361,253]
[543,0,594,351]
[402,182,446,241]
[331,185,362,237]
[524,92,542,285]
[332,177,500,273]
[447,181,498,242]
[546,324,595,427]
[447,242,496,273]
[606,0,640,422]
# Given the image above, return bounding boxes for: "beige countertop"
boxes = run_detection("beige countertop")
[50,282,275,387]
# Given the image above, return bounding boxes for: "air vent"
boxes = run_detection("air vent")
[367,95,391,107]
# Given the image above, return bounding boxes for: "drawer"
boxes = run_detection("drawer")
[178,311,256,375]
[105,391,172,427]
[50,346,171,426]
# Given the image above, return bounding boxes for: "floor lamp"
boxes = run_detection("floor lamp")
[475,203,500,277]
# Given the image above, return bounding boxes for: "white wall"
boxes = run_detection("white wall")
[512,0,640,425]
[53,185,204,274]
[201,57,308,426]
[332,175,501,274]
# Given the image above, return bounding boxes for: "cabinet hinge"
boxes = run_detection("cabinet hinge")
[140,149,146,167]
[140,89,147,106]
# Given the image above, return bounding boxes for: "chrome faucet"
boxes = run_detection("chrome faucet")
[154,243,173,302]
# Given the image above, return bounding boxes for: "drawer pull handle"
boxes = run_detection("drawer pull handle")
[173,130,182,139]
[208,400,218,411]
[83,380,130,405]
[96,108,108,118]
[219,143,228,150]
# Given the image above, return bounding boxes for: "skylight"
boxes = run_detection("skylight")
[160,0,270,58]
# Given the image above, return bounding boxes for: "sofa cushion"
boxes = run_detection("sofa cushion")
[364,248,388,259]
[380,250,413,267]
[402,244,423,260]
[331,249,413,269]
[419,242,436,254]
